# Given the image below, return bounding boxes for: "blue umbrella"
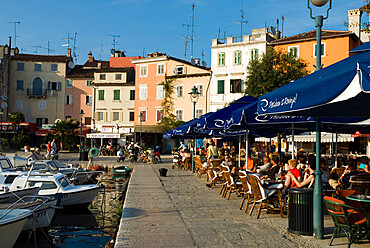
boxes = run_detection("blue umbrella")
[257,50,370,117]
[349,42,370,53]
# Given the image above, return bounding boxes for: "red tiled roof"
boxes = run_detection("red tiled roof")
[83,60,110,68]
[66,65,95,79]
[270,30,358,45]
[12,54,70,63]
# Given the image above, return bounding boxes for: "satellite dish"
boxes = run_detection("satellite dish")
[68,61,75,69]
[55,119,62,124]
[201,61,207,67]
[191,58,195,65]
[270,26,276,35]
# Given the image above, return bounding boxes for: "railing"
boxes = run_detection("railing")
[232,36,243,43]
[27,89,47,98]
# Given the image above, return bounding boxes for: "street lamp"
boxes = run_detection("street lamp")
[307,0,331,239]
[79,109,85,161]
[189,86,200,171]
[139,112,143,147]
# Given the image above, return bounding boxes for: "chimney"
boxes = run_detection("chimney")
[8,36,11,51]
[275,19,281,39]
[348,9,362,39]
[67,48,72,57]
[88,50,94,62]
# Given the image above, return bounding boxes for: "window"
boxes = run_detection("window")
[113,90,120,100]
[51,64,58,72]
[34,63,42,71]
[130,90,135,100]
[234,50,242,65]
[86,80,93,86]
[66,79,73,87]
[17,63,24,71]
[113,112,120,121]
[157,85,164,99]
[97,112,104,121]
[65,95,73,105]
[98,90,104,100]
[99,74,106,80]
[175,109,183,121]
[174,66,186,75]
[48,81,61,91]
[139,110,147,122]
[115,74,122,80]
[36,118,48,127]
[16,80,24,90]
[251,49,258,62]
[15,100,23,110]
[157,64,165,75]
[196,109,203,118]
[129,111,135,122]
[176,85,184,98]
[140,65,148,77]
[38,100,46,110]
[85,117,92,125]
[85,95,92,105]
[288,46,299,58]
[139,85,147,100]
[196,84,204,97]
[156,109,164,122]
[230,79,242,93]
[217,80,225,94]
[218,52,225,66]
[314,43,325,57]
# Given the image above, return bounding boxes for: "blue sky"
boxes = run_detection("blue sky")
[0,0,367,65]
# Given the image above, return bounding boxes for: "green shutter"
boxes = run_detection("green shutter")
[98,90,104,100]
[130,90,135,100]
[114,90,120,100]
[217,80,224,94]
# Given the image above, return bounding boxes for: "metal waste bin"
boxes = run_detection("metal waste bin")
[159,168,168,177]
[83,150,89,161]
[288,188,313,236]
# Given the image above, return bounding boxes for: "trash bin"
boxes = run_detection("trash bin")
[159,168,168,177]
[83,150,89,161]
[287,188,313,236]
[79,150,83,161]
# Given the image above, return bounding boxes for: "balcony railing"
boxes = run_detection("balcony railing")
[27,88,47,98]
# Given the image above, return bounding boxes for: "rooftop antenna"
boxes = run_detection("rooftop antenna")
[30,45,42,54]
[8,21,20,48]
[233,4,247,37]
[99,44,104,60]
[62,33,73,49]
[190,4,199,59]
[108,34,120,51]
[217,28,221,39]
[182,24,191,60]
[281,16,285,37]
[72,32,78,62]
[31,44,55,55]
[46,42,55,55]
[142,48,146,57]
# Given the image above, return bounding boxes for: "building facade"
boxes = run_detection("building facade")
[210,28,276,112]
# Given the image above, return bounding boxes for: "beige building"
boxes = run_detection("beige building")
[92,66,135,145]
[9,51,72,126]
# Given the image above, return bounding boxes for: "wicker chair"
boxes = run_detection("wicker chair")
[239,171,253,213]
[207,167,221,189]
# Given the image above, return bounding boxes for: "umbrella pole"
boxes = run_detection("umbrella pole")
[245,130,249,168]
[330,133,334,167]
[313,118,323,239]
[335,132,338,168]
[238,135,241,168]
[291,124,295,159]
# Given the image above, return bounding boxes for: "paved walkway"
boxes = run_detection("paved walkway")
[115,157,367,248]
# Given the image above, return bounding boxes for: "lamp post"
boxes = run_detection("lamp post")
[139,112,143,147]
[189,86,200,171]
[79,109,85,161]
[307,0,331,239]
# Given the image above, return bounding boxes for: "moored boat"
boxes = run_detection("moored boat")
[112,166,131,179]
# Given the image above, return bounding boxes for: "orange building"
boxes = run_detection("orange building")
[270,30,361,72]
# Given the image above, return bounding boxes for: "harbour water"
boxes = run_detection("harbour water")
[14,174,128,248]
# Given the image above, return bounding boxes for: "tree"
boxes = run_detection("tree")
[245,47,309,98]
[361,1,370,32]
[8,112,25,149]
[51,119,79,150]
[158,77,184,132]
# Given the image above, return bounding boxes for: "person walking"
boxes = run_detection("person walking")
[46,141,51,159]
[207,140,219,161]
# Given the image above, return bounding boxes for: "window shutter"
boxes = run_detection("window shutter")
[70,95,73,105]
[94,112,99,120]
[48,81,51,90]
[105,112,108,121]
[65,95,68,104]
[57,82,61,91]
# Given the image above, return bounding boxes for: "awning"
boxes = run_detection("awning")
[75,127,91,135]
[35,129,56,137]
[86,133,120,138]
[255,133,354,143]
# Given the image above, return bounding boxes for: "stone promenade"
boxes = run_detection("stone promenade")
[115,157,366,248]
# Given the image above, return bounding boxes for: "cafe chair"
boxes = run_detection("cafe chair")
[323,196,369,247]
[193,156,207,178]
[239,171,253,213]
[207,167,221,189]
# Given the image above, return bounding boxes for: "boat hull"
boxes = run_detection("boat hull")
[23,199,58,231]
[0,209,31,248]
[0,187,39,204]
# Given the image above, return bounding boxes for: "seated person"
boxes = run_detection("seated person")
[296,156,306,171]
[258,156,271,175]
[358,156,370,173]
[260,155,280,180]
[282,159,302,191]
[286,156,316,189]
[329,160,365,190]
[242,153,256,173]
[220,155,233,170]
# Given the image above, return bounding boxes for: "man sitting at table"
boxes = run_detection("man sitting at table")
[328,160,364,190]
[258,156,271,175]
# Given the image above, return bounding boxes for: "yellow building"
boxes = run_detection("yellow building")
[9,50,73,127]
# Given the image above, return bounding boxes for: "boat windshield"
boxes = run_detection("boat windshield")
[58,177,71,187]
[0,159,12,169]
[47,161,59,171]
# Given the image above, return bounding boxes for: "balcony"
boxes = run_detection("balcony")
[27,88,47,98]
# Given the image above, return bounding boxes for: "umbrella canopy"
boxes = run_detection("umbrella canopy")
[257,50,370,117]
[349,42,370,53]
[199,95,257,129]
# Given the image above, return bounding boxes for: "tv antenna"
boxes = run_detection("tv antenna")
[233,4,248,37]
[190,4,199,59]
[30,45,43,54]
[62,33,73,49]
[99,44,104,60]
[8,21,20,48]
[108,34,120,51]
[30,44,55,55]
[182,24,191,60]
[72,32,78,62]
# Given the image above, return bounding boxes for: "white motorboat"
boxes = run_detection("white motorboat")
[10,173,104,207]
[0,186,40,204]
[0,208,32,248]
[0,196,59,231]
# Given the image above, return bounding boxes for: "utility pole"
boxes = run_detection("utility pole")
[8,21,20,48]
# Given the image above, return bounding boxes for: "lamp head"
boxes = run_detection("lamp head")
[310,0,329,7]
[79,109,85,116]
[188,86,200,103]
